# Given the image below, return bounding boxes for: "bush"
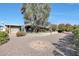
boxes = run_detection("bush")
[65,26,73,32]
[58,24,73,32]
[58,30,64,33]
[49,24,57,31]
[72,28,79,48]
[58,24,65,31]
[16,31,26,37]
[0,31,9,45]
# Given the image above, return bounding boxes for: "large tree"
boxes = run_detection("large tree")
[21,3,50,32]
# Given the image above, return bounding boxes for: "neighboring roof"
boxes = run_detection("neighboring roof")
[5,24,22,27]
[0,25,3,27]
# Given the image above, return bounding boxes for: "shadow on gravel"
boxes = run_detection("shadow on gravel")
[52,33,77,56]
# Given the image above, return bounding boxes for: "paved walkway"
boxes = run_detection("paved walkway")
[0,32,73,56]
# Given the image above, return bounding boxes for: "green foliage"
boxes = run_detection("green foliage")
[21,3,50,32]
[73,28,79,48]
[72,25,77,30]
[57,24,73,32]
[65,24,73,31]
[49,24,57,31]
[16,31,26,37]
[58,24,65,31]
[0,31,9,45]
[72,25,79,30]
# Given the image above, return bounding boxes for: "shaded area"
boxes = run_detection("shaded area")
[53,33,77,56]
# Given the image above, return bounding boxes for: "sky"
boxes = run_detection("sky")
[0,3,24,25]
[49,3,79,25]
[0,3,79,25]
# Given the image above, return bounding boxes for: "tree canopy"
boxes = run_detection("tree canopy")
[21,3,50,27]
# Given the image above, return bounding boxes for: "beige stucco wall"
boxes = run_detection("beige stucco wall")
[6,25,21,34]
[10,27,20,34]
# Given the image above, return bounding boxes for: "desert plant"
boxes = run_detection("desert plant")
[58,24,65,32]
[49,24,57,31]
[72,25,77,30]
[0,31,9,45]
[65,24,73,32]
[72,26,79,55]
[72,28,79,48]
[58,24,73,32]
[16,31,26,37]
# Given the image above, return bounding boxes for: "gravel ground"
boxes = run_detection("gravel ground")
[0,32,71,56]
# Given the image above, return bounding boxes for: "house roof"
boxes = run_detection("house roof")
[5,24,22,27]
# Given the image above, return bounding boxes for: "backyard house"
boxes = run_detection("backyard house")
[5,24,22,34]
[0,23,50,33]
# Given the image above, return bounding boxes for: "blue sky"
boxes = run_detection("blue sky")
[0,3,79,25]
[0,3,24,25]
[49,3,79,25]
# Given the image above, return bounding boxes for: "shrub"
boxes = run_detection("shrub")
[49,24,57,31]
[72,28,79,48]
[65,24,73,32]
[16,31,26,37]
[58,30,64,33]
[58,24,65,31]
[58,24,73,32]
[0,31,9,45]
